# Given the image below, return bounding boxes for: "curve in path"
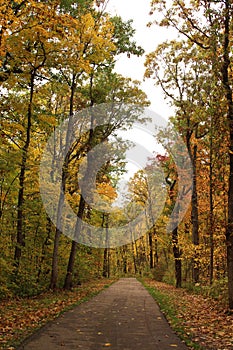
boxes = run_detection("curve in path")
[18,278,189,350]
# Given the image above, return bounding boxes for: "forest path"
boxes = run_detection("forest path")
[17,278,189,350]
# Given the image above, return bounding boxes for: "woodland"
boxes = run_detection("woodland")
[0,1,233,347]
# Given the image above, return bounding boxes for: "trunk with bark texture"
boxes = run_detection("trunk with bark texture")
[64,195,85,290]
[191,144,199,283]
[223,0,233,309]
[172,226,182,288]
[14,73,34,266]
[50,75,76,290]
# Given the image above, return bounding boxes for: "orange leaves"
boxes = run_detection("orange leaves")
[0,0,16,53]
[146,279,233,350]
[97,182,118,202]
[0,279,115,349]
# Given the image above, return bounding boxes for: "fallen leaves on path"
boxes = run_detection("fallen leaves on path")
[0,279,115,350]
[145,279,233,350]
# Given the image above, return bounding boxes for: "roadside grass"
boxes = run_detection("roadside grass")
[140,278,233,350]
[141,279,207,350]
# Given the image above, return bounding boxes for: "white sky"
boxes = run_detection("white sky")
[104,0,177,205]
[106,0,176,119]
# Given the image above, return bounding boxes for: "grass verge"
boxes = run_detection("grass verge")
[140,278,205,350]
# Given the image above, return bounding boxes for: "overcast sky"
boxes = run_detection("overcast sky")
[106,0,176,119]
[103,0,177,201]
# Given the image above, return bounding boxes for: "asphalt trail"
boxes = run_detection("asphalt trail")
[18,278,189,350]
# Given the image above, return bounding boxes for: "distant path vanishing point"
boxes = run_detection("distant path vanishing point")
[18,278,189,350]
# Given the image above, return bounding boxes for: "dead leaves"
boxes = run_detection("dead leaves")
[0,279,115,349]
[145,279,233,350]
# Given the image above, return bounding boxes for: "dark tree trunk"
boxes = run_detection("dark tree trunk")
[37,217,52,283]
[121,245,128,274]
[166,176,182,288]
[209,116,214,285]
[130,229,137,274]
[223,0,233,310]
[64,240,78,289]
[148,231,153,269]
[172,227,182,288]
[64,74,96,290]
[191,144,199,283]
[14,72,34,266]
[64,195,85,290]
[132,242,137,274]
[154,232,159,265]
[103,248,108,277]
[102,214,110,278]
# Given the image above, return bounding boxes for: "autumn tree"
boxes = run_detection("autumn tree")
[0,0,149,295]
[0,1,69,268]
[148,0,233,307]
[145,41,209,283]
[58,8,146,290]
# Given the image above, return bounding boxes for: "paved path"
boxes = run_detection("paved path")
[18,278,189,350]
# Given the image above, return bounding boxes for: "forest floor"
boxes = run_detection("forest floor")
[143,279,233,350]
[1,278,233,350]
[0,278,116,350]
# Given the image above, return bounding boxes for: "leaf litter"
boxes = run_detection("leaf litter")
[145,279,233,350]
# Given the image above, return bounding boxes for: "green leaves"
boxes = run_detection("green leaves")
[110,16,144,57]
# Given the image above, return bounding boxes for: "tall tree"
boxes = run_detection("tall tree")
[63,74,149,289]
[148,0,233,307]
[1,1,64,267]
[49,6,116,289]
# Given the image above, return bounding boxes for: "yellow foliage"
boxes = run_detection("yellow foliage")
[97,182,117,202]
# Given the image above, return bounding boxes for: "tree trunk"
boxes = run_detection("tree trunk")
[103,248,108,277]
[121,245,128,274]
[37,217,52,283]
[131,230,138,275]
[172,226,182,288]
[64,75,96,290]
[64,240,78,289]
[148,231,153,269]
[166,176,182,288]
[147,196,158,269]
[209,115,214,285]
[222,0,233,310]
[102,213,110,278]
[154,231,159,265]
[63,195,85,290]
[50,74,76,290]
[107,248,110,278]
[14,72,34,267]
[191,144,199,283]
